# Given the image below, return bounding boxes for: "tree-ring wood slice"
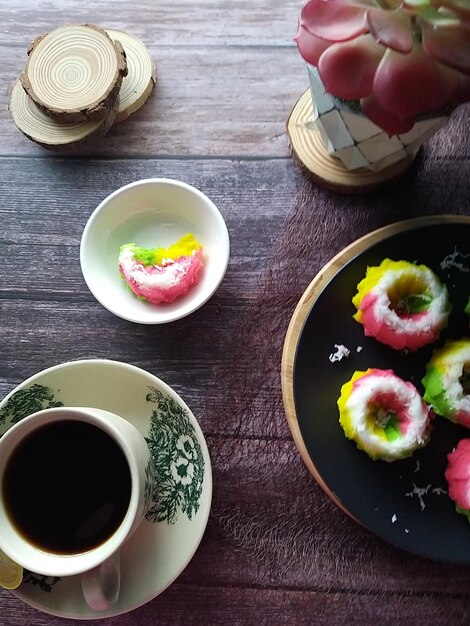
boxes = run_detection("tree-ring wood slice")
[286,89,418,193]
[20,24,127,123]
[9,77,119,150]
[106,29,157,123]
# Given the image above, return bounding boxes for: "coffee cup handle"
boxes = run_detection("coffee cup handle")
[81,551,121,611]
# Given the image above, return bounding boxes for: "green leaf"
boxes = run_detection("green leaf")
[0,384,63,427]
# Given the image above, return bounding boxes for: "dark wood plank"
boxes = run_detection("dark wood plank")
[0,0,302,46]
[7,427,470,610]
[2,42,469,160]
[2,1,470,623]
[2,153,470,433]
[2,575,470,626]
[0,44,307,158]
[0,0,309,159]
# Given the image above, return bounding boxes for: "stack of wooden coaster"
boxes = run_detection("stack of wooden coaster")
[9,24,157,150]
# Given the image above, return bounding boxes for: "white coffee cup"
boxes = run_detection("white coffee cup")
[0,406,154,611]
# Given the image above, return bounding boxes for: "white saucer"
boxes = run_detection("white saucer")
[0,359,212,620]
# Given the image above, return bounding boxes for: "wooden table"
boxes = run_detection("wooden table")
[1,1,470,624]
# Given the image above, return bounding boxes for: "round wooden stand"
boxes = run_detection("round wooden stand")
[20,24,127,123]
[280,215,470,519]
[9,25,156,149]
[9,77,119,149]
[286,89,418,193]
[107,29,157,123]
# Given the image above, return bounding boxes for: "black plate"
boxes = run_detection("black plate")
[294,221,470,563]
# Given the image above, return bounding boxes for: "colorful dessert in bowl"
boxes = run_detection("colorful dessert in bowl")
[80,178,230,324]
[338,368,433,462]
[353,259,451,351]
[118,234,204,304]
[422,339,470,428]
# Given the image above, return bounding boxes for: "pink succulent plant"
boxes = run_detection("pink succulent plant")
[295,0,470,135]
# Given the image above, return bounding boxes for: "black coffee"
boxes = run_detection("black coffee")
[2,420,132,554]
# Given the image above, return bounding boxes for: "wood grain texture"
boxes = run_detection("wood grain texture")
[20,25,127,123]
[9,78,121,150]
[1,44,308,157]
[3,582,470,626]
[1,0,470,623]
[2,171,470,621]
[0,0,302,46]
[106,29,157,123]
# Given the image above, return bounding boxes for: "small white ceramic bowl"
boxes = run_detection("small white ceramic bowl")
[80,178,230,324]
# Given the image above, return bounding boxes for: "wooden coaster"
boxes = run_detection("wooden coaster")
[286,89,418,193]
[9,77,119,150]
[280,215,470,520]
[19,24,127,123]
[106,29,157,123]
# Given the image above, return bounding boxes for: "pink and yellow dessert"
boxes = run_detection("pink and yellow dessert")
[422,339,470,429]
[118,233,203,304]
[352,259,451,351]
[445,439,470,521]
[338,368,432,461]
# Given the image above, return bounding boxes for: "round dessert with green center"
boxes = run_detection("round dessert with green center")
[352,259,451,351]
[422,338,470,428]
[338,368,432,462]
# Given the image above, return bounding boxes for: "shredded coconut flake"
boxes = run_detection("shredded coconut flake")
[405,483,431,511]
[329,344,350,363]
[356,346,363,353]
[405,528,409,533]
[391,514,397,523]
[440,248,470,273]
[376,408,393,428]
[414,460,420,473]
[405,483,447,511]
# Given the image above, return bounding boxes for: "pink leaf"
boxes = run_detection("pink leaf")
[366,8,413,53]
[452,74,470,103]
[431,0,470,24]
[430,63,460,110]
[300,0,367,42]
[360,94,415,135]
[294,23,332,66]
[373,45,443,118]
[422,22,470,74]
[318,34,384,99]
[327,0,382,7]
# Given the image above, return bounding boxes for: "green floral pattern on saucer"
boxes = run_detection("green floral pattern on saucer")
[23,572,60,593]
[0,384,63,427]
[144,387,205,524]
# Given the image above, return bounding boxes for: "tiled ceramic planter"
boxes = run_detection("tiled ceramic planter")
[307,65,450,172]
